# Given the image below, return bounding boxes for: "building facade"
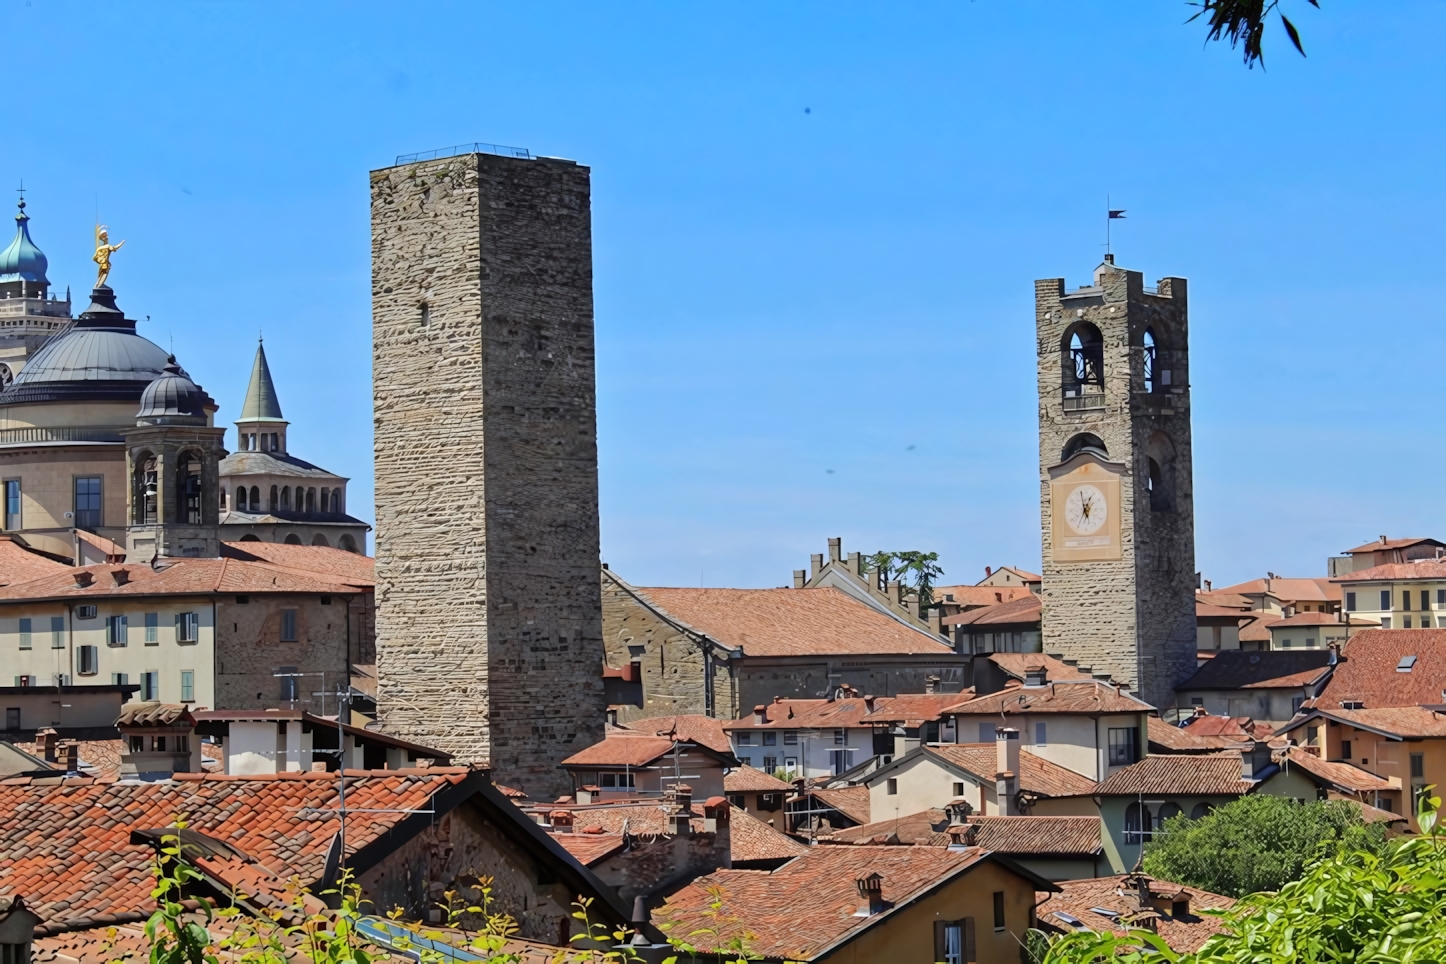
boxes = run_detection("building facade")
[1035,256,1198,709]
[370,148,606,796]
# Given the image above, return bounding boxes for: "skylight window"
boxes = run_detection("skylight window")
[1090,908,1121,920]
[1053,912,1084,927]
[1397,655,1418,673]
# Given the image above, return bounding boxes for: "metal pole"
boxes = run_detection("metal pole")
[337,684,350,868]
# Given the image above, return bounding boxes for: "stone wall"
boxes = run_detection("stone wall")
[1035,262,1198,710]
[371,152,605,798]
[213,592,351,711]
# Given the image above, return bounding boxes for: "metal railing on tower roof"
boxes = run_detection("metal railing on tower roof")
[393,142,533,165]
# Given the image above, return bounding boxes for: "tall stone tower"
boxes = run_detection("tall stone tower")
[370,149,605,796]
[1035,256,1197,711]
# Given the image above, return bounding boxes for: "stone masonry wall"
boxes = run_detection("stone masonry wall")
[213,593,350,711]
[1036,263,1197,710]
[371,152,605,798]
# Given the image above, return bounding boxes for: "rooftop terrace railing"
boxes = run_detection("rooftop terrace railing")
[394,142,533,165]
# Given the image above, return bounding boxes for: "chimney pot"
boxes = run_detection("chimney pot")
[39,728,58,762]
[550,810,574,832]
[984,566,992,577]
[863,694,876,712]
[793,569,806,589]
[63,742,78,773]
[854,872,885,916]
[828,537,842,562]
[753,704,768,724]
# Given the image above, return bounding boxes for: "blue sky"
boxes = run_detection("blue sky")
[2,2,1439,588]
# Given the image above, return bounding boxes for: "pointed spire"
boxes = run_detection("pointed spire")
[240,339,283,420]
[0,193,50,288]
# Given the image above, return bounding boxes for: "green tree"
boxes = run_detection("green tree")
[1190,0,1320,69]
[863,551,944,607]
[1043,792,1446,963]
[1142,794,1389,898]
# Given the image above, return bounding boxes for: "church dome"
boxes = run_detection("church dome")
[0,200,49,287]
[137,357,209,421]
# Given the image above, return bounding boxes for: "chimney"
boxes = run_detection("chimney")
[848,552,863,576]
[73,571,94,588]
[1192,705,1208,717]
[947,821,980,849]
[888,581,903,604]
[63,742,79,773]
[828,537,842,562]
[38,728,58,762]
[853,873,885,916]
[702,796,730,833]
[550,810,574,833]
[675,784,693,814]
[793,569,806,589]
[929,608,943,636]
[863,694,876,713]
[1103,253,1115,264]
[576,785,598,805]
[984,566,992,578]
[753,704,768,725]
[606,708,619,727]
[811,553,824,578]
[1203,579,1212,592]
[995,727,1020,816]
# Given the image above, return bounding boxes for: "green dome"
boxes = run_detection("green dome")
[0,200,49,287]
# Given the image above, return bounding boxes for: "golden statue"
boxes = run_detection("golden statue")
[93,224,126,288]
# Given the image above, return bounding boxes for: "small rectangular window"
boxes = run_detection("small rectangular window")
[1346,592,1357,612]
[176,612,199,644]
[1035,722,1048,745]
[180,670,194,703]
[144,612,158,643]
[979,722,996,743]
[50,615,64,648]
[1422,591,1430,612]
[1381,616,1393,630]
[17,617,30,650]
[736,732,753,746]
[1342,740,1352,760]
[73,476,102,530]
[833,728,845,745]
[952,781,965,797]
[1382,590,1393,611]
[280,609,298,642]
[762,755,777,772]
[3,480,20,530]
[77,645,98,675]
[1403,591,1412,611]
[128,735,144,753]
[762,732,777,746]
[1108,727,1140,766]
[113,672,129,686]
[887,778,898,795]
[601,773,616,788]
[993,891,1006,930]
[1411,752,1425,778]
[75,605,96,620]
[4,708,17,730]
[106,614,128,646]
[141,671,159,701]
[783,730,797,745]
[152,736,167,752]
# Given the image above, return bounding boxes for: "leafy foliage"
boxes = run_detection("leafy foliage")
[863,550,944,606]
[1188,0,1320,69]
[1042,792,1446,964]
[1141,794,1390,898]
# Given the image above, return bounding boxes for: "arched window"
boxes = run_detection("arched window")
[338,534,358,553]
[135,454,158,524]
[320,487,330,514]
[235,486,248,512]
[240,534,261,542]
[1062,323,1105,406]
[1125,802,1152,844]
[219,489,227,511]
[270,432,279,451]
[1061,433,1109,463]
[1143,328,1158,393]
[1156,802,1183,830]
[311,533,330,547]
[175,454,203,524]
[1146,432,1177,512]
[269,486,278,512]
[1190,802,1215,820]
[333,487,343,514]
[281,486,291,510]
[284,533,303,545]
[306,488,316,513]
[249,486,261,513]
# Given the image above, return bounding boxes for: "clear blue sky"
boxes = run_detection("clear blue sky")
[3,2,1439,588]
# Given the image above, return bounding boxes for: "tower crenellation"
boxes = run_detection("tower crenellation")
[1036,256,1197,710]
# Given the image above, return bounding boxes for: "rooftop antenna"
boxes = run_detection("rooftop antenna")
[1106,196,1126,259]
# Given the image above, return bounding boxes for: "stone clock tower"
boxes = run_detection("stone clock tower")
[1035,256,1197,711]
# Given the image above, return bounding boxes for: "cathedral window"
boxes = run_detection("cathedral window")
[235,486,248,512]
[249,486,261,513]
[269,486,278,512]
[74,477,103,531]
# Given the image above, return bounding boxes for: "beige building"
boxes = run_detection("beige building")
[1335,559,1446,630]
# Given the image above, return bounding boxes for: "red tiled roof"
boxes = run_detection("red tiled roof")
[0,536,67,586]
[655,845,995,960]
[944,680,1151,716]
[943,593,1041,628]
[1307,705,1446,739]
[1196,602,1254,619]
[976,567,1041,584]
[1195,591,1253,611]
[1265,611,1346,628]
[1277,748,1391,793]
[986,653,1094,683]
[632,586,953,657]
[623,715,732,754]
[14,740,125,779]
[1095,754,1253,797]
[1182,715,1259,739]
[924,745,1098,798]
[729,805,809,863]
[725,765,793,793]
[1335,560,1446,583]
[560,733,679,768]
[1212,577,1340,603]
[722,694,964,731]
[1238,614,1273,642]
[0,768,473,927]
[931,585,1033,608]
[549,832,625,865]
[0,557,363,603]
[1344,537,1442,555]
[1318,629,1446,708]
[220,541,375,586]
[1038,875,1234,953]
[825,811,1101,856]
[803,786,871,825]
[1146,718,1227,754]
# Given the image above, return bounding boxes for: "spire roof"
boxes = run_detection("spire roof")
[239,340,284,421]
[0,198,49,286]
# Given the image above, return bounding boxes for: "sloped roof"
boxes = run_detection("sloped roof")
[620,715,732,754]
[560,733,680,768]
[1146,718,1230,754]
[803,785,871,825]
[655,846,1008,961]
[1195,591,1254,610]
[1266,612,1346,629]
[239,341,284,421]
[986,653,1095,683]
[944,680,1152,716]
[1336,560,1446,583]
[721,694,964,731]
[1038,875,1234,954]
[1278,748,1392,793]
[0,769,475,928]
[1095,754,1253,797]
[725,765,794,793]
[0,536,67,586]
[1196,602,1254,620]
[630,586,953,657]
[1344,537,1443,555]
[220,542,374,585]
[826,811,1101,856]
[931,585,1033,608]
[729,805,810,863]
[549,832,624,866]
[923,745,1098,798]
[1303,705,1446,739]
[0,557,364,603]
[1212,577,1340,603]
[1179,650,1333,692]
[943,593,1042,628]
[1317,629,1446,708]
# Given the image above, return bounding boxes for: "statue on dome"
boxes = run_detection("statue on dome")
[92,224,125,288]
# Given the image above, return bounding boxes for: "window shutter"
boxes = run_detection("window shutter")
[964,917,976,963]
[934,921,947,962]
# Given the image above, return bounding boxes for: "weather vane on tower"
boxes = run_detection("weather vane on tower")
[93,223,126,288]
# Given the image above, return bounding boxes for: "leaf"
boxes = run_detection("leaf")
[1280,14,1305,56]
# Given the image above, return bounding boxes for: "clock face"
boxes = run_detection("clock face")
[1063,483,1107,535]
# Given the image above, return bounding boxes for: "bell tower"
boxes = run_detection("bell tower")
[1035,256,1197,710]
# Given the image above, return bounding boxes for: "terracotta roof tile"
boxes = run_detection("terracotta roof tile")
[721,694,964,731]
[1038,875,1234,953]
[1146,718,1227,754]
[801,786,871,825]
[1277,748,1392,793]
[0,556,364,603]
[931,585,1033,608]
[622,715,732,754]
[1095,754,1253,797]
[560,734,679,768]
[724,765,793,793]
[0,536,68,586]
[632,586,953,657]
[1318,629,1446,708]
[548,832,625,865]
[944,594,1041,628]
[924,745,1098,798]
[825,810,1100,855]
[654,845,993,960]
[944,680,1151,716]
[985,654,1094,683]
[1344,537,1442,555]
[1212,577,1340,603]
[728,805,809,863]
[1306,705,1446,738]
[219,542,374,585]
